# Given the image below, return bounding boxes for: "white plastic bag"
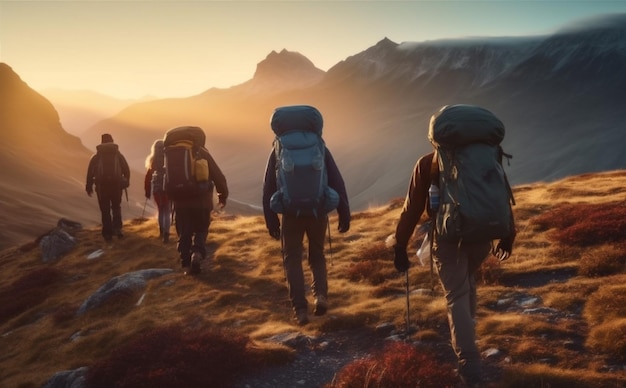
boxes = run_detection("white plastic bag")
[416,233,431,266]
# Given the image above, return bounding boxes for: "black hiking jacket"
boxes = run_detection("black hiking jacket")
[85,143,131,194]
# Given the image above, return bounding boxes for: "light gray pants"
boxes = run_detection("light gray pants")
[434,240,491,381]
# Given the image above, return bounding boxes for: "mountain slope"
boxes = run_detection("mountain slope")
[0,64,145,249]
[1,170,625,387]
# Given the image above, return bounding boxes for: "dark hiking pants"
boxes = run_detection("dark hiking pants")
[96,187,123,240]
[282,214,328,312]
[175,206,210,264]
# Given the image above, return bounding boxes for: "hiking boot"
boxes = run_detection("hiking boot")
[294,309,309,326]
[457,365,482,387]
[189,252,202,275]
[314,295,328,316]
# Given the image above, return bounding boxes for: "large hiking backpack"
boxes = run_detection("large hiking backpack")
[163,126,210,201]
[96,143,127,189]
[428,104,515,243]
[269,105,339,217]
[151,140,166,194]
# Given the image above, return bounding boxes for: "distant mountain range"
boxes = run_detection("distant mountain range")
[38,89,157,139]
[2,14,625,248]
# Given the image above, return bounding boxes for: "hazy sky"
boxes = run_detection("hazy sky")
[2,1,625,99]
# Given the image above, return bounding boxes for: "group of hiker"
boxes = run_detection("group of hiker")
[85,104,516,387]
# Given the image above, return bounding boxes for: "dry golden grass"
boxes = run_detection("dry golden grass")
[1,170,626,386]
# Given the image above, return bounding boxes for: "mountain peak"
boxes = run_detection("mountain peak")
[375,37,397,48]
[249,49,324,90]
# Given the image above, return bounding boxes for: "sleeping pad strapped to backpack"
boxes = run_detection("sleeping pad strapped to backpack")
[428,104,515,243]
[269,105,339,217]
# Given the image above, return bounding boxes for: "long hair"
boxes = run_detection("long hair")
[145,139,164,169]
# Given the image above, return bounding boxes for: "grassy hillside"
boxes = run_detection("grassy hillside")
[1,171,625,387]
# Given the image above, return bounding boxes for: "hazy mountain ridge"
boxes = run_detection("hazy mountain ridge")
[39,88,157,141]
[2,14,626,249]
[77,14,625,212]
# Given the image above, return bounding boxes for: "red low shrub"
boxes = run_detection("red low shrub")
[329,342,457,388]
[86,325,263,388]
[531,201,626,246]
[0,267,63,323]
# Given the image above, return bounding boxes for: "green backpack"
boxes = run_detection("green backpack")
[428,105,515,243]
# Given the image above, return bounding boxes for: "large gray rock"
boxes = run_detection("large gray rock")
[39,218,83,262]
[43,366,87,388]
[76,269,173,315]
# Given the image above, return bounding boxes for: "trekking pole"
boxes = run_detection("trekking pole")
[326,217,333,267]
[141,197,147,219]
[405,270,411,340]
[280,227,287,282]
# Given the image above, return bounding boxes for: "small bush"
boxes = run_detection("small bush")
[0,267,63,324]
[501,364,612,388]
[586,318,626,360]
[319,312,378,332]
[85,325,267,388]
[583,284,626,326]
[346,261,386,285]
[476,256,503,285]
[578,245,626,277]
[345,242,392,285]
[531,202,626,246]
[360,242,391,262]
[328,341,457,388]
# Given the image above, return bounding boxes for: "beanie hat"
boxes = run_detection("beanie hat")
[101,133,114,143]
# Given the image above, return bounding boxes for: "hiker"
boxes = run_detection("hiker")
[262,105,351,326]
[163,126,228,275]
[144,139,171,243]
[85,133,131,243]
[392,105,516,387]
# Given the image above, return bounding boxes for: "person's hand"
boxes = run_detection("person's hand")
[269,228,281,240]
[86,188,93,197]
[393,245,410,272]
[145,192,150,199]
[218,197,227,209]
[493,235,514,261]
[338,221,350,233]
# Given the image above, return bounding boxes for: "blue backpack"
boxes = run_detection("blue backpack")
[269,105,339,217]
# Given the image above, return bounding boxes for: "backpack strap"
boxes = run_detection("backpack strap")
[498,146,516,206]
[428,150,438,296]
[429,150,439,186]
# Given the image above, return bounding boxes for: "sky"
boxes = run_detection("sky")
[2,1,626,99]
